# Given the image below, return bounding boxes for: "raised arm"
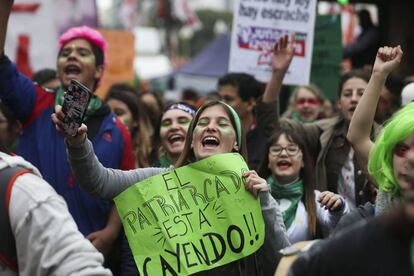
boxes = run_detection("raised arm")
[257,34,297,137]
[67,137,166,199]
[347,46,403,170]
[257,34,321,155]
[52,106,166,199]
[263,33,296,103]
[0,0,37,122]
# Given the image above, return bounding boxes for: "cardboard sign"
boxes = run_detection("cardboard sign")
[229,0,317,85]
[95,29,135,99]
[114,153,265,275]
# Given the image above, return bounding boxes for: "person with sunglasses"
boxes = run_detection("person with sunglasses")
[282,84,328,123]
[258,122,349,242]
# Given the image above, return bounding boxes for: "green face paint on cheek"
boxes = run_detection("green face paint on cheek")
[193,126,201,134]
[57,53,95,67]
[221,125,235,136]
[78,55,95,64]
[58,56,67,63]
[120,115,133,129]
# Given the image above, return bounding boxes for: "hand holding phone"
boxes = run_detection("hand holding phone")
[61,80,92,136]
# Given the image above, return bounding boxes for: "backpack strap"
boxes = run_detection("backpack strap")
[0,165,31,272]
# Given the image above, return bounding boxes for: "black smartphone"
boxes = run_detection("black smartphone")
[61,79,92,136]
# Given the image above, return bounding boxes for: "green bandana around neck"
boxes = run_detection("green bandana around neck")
[291,111,306,123]
[159,153,172,168]
[267,176,303,230]
[55,86,103,119]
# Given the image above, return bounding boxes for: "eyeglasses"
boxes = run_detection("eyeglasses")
[394,143,414,158]
[269,144,300,156]
[295,98,321,106]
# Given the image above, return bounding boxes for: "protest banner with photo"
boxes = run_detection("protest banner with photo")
[114,153,265,275]
[229,0,317,85]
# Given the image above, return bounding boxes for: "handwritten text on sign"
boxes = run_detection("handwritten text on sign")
[229,0,317,85]
[114,153,265,275]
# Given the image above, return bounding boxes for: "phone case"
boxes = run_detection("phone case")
[61,80,92,136]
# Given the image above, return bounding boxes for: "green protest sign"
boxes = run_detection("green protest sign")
[114,153,265,275]
[310,15,342,101]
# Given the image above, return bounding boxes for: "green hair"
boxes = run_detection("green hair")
[368,102,414,196]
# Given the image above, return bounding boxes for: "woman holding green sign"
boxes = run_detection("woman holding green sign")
[53,100,290,275]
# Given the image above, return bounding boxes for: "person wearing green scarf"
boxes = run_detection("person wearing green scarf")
[279,44,413,276]
[258,124,348,243]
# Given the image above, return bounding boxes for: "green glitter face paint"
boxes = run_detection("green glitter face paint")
[58,45,95,64]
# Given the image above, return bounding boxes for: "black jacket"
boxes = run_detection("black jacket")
[289,207,413,276]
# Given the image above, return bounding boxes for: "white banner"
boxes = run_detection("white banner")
[5,0,59,73]
[229,0,317,85]
[5,0,98,76]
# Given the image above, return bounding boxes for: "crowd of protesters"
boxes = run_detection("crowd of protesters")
[1,0,414,275]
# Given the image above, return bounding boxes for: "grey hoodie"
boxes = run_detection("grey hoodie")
[0,152,111,276]
[67,139,291,275]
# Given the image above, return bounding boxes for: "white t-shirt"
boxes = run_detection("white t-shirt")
[338,148,357,210]
[286,190,349,243]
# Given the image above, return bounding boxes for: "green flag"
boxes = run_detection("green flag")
[114,153,265,275]
[310,15,342,100]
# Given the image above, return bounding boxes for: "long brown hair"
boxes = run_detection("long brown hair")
[175,100,247,167]
[105,83,156,168]
[258,122,317,237]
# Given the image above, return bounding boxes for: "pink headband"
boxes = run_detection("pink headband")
[58,26,107,67]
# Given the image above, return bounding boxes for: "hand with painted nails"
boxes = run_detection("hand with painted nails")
[243,170,270,198]
[51,105,88,146]
[317,191,344,212]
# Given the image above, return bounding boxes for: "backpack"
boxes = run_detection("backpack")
[0,165,31,272]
